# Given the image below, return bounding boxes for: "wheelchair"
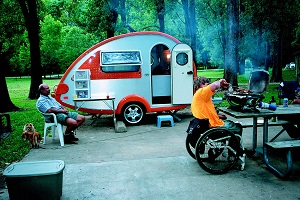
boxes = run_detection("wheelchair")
[186,118,246,174]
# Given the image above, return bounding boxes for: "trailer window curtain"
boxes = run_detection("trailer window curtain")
[102,65,140,72]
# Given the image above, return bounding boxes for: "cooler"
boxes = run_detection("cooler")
[3,160,65,200]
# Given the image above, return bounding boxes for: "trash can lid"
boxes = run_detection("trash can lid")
[3,160,65,177]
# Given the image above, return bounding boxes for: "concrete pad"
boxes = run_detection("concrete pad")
[1,110,300,200]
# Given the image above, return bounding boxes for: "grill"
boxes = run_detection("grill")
[224,69,269,112]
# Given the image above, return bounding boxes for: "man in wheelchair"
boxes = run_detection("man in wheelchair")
[186,76,245,174]
[191,76,242,135]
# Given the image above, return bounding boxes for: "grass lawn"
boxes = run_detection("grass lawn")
[0,68,297,168]
[0,78,60,168]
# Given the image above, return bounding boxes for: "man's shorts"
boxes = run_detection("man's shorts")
[56,112,78,125]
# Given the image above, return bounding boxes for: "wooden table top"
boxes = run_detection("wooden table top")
[218,104,300,119]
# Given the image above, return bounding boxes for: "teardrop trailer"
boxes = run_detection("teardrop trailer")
[54,31,196,125]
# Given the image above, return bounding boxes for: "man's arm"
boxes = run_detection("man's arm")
[209,79,229,92]
[47,107,68,114]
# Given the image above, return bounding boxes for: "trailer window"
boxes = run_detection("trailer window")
[101,51,142,65]
[100,51,142,72]
[176,53,188,66]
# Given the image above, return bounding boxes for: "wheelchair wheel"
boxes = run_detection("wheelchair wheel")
[186,134,196,159]
[195,128,240,174]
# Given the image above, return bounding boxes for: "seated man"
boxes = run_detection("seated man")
[191,76,242,135]
[36,84,85,144]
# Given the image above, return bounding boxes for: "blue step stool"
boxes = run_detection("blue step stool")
[157,115,174,128]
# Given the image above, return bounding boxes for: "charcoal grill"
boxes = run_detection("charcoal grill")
[224,70,269,112]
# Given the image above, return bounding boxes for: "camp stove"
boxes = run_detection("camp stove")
[224,70,269,112]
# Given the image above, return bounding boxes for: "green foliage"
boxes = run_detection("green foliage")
[9,31,31,76]
[40,15,63,75]
[56,26,98,72]
[0,0,26,76]
[126,0,158,31]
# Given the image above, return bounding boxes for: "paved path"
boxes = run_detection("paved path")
[1,109,300,200]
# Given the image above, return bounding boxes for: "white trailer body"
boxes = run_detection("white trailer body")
[55,31,196,124]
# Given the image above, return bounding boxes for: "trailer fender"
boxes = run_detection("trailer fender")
[116,94,150,115]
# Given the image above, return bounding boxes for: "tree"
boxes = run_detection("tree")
[242,0,299,82]
[17,0,43,99]
[224,0,239,86]
[40,15,63,77]
[154,0,165,32]
[84,0,119,39]
[0,0,23,112]
[181,0,197,60]
[56,26,98,72]
[0,52,19,112]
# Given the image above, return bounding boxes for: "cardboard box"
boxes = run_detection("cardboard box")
[3,160,65,200]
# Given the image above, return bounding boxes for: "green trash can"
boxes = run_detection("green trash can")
[3,160,65,200]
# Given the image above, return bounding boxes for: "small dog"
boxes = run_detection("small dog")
[22,123,41,148]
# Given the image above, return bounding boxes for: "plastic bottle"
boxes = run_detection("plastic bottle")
[269,96,276,105]
[259,102,277,111]
[228,84,233,93]
[269,96,277,121]
[283,98,288,107]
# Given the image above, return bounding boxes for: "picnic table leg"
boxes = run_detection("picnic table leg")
[252,117,258,151]
[263,118,293,179]
[264,147,293,179]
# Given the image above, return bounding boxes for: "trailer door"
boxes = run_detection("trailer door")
[171,44,193,104]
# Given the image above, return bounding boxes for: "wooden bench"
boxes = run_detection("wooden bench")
[265,140,300,149]
[240,120,290,128]
[264,140,300,179]
[241,120,291,143]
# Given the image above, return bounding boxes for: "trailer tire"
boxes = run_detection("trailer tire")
[122,103,145,125]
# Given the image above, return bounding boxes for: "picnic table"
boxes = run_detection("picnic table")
[218,105,300,179]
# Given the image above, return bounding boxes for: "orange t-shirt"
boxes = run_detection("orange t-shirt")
[191,86,224,127]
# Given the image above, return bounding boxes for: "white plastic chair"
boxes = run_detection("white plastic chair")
[40,112,64,146]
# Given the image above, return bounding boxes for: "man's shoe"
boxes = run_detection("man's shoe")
[63,136,77,144]
[64,140,77,144]
[69,132,79,141]
[65,132,79,141]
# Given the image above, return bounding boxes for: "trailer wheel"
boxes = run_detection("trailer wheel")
[122,103,144,125]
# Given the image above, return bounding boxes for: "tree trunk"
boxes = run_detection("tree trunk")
[155,0,165,32]
[189,0,197,61]
[221,18,226,70]
[182,0,190,40]
[18,0,43,99]
[120,0,126,24]
[0,51,19,112]
[224,0,239,87]
[106,0,119,38]
[270,34,283,82]
[264,41,271,71]
[181,0,198,61]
